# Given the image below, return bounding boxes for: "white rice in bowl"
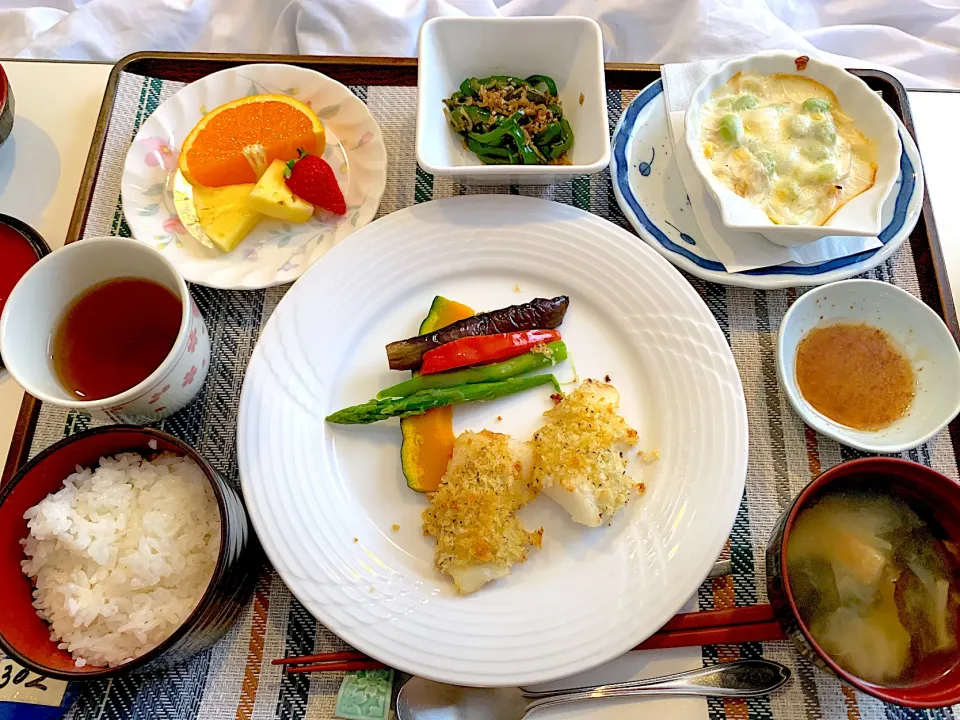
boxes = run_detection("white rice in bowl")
[20,452,221,668]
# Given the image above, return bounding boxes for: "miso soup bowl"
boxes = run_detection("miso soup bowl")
[767,457,960,708]
[0,426,261,680]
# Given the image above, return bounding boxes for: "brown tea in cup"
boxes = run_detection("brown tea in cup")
[51,277,181,401]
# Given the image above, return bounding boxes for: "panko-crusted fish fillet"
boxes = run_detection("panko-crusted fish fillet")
[422,430,542,594]
[533,380,639,527]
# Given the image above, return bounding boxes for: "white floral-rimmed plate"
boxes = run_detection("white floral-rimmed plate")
[121,64,387,290]
[610,79,924,289]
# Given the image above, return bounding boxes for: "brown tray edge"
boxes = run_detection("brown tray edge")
[2,55,954,484]
[1,59,127,485]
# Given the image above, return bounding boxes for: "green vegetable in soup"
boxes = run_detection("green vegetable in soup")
[803,97,831,113]
[898,561,954,654]
[788,557,840,622]
[718,114,744,144]
[813,121,837,145]
[732,95,759,112]
[770,103,789,113]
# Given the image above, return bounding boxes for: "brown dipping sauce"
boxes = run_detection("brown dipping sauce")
[795,323,915,431]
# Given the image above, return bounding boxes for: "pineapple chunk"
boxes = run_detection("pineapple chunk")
[247,159,314,223]
[193,183,263,253]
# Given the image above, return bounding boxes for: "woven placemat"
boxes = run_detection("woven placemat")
[28,72,959,720]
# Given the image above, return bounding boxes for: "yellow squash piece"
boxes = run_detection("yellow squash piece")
[248,159,314,223]
[193,183,263,253]
[400,296,475,492]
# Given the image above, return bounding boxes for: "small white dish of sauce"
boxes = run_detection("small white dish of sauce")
[777,279,960,453]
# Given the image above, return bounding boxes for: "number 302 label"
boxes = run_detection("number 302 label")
[0,655,67,707]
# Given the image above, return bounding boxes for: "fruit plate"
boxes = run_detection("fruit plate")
[237,195,749,686]
[120,64,387,290]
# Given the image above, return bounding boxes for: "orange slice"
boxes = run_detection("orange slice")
[178,94,325,187]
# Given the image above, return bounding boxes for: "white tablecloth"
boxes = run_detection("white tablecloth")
[0,0,959,88]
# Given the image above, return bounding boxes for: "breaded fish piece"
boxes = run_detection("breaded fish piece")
[533,380,639,527]
[422,430,542,594]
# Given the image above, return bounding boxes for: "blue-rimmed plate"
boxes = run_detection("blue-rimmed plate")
[610,79,924,289]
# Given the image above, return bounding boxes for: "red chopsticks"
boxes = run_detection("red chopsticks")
[272,651,387,674]
[633,604,786,651]
[273,605,786,674]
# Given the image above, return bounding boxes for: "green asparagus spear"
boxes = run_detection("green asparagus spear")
[377,341,568,399]
[327,374,560,425]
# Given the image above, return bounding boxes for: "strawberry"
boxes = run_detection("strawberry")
[284,150,346,215]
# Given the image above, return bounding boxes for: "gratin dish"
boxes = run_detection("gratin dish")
[684,52,902,246]
[416,16,610,185]
[0,426,261,681]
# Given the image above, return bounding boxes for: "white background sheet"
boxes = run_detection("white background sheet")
[0,0,958,88]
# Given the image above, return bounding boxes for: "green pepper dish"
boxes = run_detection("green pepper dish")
[443,74,574,165]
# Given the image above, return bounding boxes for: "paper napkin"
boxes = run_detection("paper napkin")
[661,61,881,273]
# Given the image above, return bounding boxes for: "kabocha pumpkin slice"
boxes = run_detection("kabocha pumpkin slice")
[400,296,474,492]
[178,94,325,187]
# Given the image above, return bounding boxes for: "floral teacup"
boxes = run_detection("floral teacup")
[0,236,210,424]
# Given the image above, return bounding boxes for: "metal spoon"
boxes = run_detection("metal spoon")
[396,658,791,719]
[707,558,732,579]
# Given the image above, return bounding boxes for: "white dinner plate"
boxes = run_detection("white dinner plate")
[121,64,387,290]
[610,79,924,289]
[237,195,748,686]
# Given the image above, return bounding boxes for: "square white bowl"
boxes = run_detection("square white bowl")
[416,17,610,186]
[684,52,902,246]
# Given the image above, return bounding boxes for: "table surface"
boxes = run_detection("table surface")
[0,60,957,719]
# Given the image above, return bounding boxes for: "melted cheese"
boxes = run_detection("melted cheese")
[699,72,877,226]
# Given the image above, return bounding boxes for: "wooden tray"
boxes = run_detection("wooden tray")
[3,52,956,483]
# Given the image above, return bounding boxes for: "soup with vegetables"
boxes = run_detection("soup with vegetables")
[787,488,960,686]
[699,72,877,226]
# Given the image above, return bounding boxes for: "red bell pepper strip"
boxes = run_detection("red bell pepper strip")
[419,329,560,375]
